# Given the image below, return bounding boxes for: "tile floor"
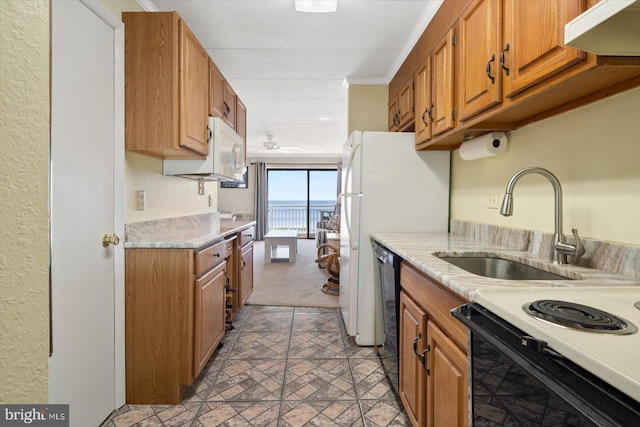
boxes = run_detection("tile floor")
[103,305,409,426]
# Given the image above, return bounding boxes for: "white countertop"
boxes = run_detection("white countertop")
[370,232,640,301]
[124,216,255,249]
[370,232,640,403]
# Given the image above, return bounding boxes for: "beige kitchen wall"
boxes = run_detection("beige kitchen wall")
[125,153,219,223]
[99,0,221,224]
[451,86,640,246]
[0,0,50,402]
[348,85,388,133]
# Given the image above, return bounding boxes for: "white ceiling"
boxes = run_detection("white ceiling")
[146,0,443,158]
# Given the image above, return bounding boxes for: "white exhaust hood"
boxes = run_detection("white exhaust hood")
[565,0,640,56]
[163,117,245,182]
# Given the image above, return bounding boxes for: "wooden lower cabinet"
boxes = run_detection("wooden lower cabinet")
[398,262,469,427]
[240,242,254,306]
[194,261,226,377]
[399,292,428,427]
[427,321,468,427]
[125,240,228,404]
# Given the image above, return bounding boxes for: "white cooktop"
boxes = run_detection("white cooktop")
[473,287,640,403]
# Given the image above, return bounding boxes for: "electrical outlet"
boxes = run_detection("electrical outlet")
[137,190,146,211]
[208,195,213,207]
[487,190,500,209]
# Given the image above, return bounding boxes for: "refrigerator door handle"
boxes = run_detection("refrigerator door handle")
[343,192,362,251]
[343,140,361,195]
[343,140,362,251]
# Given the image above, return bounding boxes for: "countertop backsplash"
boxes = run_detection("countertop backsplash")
[450,220,640,279]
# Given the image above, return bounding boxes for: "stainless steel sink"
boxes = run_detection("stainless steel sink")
[438,255,572,281]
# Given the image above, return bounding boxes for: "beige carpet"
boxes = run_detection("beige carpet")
[246,239,340,308]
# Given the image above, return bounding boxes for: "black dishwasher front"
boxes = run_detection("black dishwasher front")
[372,240,402,395]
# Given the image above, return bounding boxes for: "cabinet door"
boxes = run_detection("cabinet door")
[236,98,247,169]
[209,59,226,119]
[503,0,586,98]
[388,96,399,131]
[194,261,226,377]
[414,58,432,145]
[399,291,428,427]
[432,28,456,136]
[224,84,237,129]
[179,20,209,156]
[459,0,502,121]
[426,321,468,427]
[240,243,254,306]
[397,78,414,129]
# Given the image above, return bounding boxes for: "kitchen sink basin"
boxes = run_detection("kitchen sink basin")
[438,255,572,281]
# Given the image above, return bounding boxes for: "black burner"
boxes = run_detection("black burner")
[523,300,637,335]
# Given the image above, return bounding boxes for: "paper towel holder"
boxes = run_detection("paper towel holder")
[459,131,508,160]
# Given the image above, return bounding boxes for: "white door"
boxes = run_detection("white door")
[50,1,125,425]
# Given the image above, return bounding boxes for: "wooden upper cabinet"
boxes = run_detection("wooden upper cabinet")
[209,58,237,130]
[388,96,400,131]
[414,57,433,146]
[459,0,502,121]
[389,79,415,132]
[397,78,414,129]
[224,85,237,130]
[123,12,208,158]
[236,98,247,167]
[503,0,586,98]
[432,28,456,136]
[209,59,226,119]
[180,20,210,156]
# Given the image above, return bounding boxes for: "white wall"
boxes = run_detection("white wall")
[451,86,640,246]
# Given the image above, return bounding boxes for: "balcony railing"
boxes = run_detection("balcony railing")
[267,202,336,234]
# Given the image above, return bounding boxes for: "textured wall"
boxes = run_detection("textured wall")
[0,0,50,402]
[451,86,640,246]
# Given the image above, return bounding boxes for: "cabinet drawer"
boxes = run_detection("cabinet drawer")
[239,226,255,247]
[400,261,468,351]
[195,240,226,276]
[225,235,236,256]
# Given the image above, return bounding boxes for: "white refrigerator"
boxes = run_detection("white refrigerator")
[339,131,450,346]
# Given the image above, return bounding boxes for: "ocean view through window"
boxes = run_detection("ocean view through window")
[267,169,338,238]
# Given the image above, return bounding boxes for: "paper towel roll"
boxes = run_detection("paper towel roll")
[459,132,507,160]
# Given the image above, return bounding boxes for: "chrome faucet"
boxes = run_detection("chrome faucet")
[500,167,584,264]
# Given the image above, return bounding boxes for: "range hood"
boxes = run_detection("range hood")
[163,117,245,182]
[565,0,640,55]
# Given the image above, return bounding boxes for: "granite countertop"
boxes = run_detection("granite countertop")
[124,213,255,249]
[370,232,640,302]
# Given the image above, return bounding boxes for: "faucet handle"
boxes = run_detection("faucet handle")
[570,228,585,259]
[556,228,585,262]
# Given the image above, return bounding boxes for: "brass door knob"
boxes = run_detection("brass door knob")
[102,233,120,247]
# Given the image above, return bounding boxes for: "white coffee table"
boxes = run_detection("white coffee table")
[264,230,298,263]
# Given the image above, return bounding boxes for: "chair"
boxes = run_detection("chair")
[315,214,340,257]
[315,243,340,296]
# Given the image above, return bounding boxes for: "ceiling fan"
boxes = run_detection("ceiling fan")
[249,135,302,153]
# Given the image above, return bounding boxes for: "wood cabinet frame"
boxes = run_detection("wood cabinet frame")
[124,225,255,404]
[390,0,640,150]
[123,12,209,159]
[398,262,469,427]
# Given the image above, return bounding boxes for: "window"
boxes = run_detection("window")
[267,169,338,238]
